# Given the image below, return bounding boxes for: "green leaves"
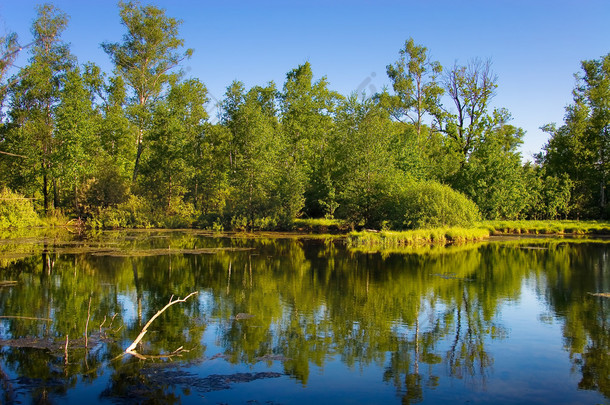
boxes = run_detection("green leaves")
[102,0,192,106]
[102,0,193,181]
[539,52,610,218]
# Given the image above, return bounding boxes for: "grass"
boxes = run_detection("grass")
[481,220,610,236]
[346,227,491,248]
[293,218,349,233]
[346,219,610,249]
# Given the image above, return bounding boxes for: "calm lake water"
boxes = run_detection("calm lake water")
[0,230,608,404]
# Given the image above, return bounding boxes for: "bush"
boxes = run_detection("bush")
[86,165,129,208]
[91,195,153,229]
[0,188,40,229]
[401,181,481,229]
[157,197,196,228]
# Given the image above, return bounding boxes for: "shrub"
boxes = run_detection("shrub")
[91,195,153,229]
[401,181,481,229]
[0,188,40,229]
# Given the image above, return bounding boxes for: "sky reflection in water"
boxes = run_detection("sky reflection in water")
[0,231,608,404]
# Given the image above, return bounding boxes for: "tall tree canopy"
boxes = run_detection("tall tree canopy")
[4,4,74,213]
[540,53,610,218]
[0,3,597,227]
[102,0,193,181]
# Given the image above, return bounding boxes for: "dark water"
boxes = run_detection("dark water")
[0,230,608,404]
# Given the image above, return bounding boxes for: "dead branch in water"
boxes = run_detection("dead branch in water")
[0,281,18,287]
[125,292,198,358]
[85,295,92,348]
[588,292,610,298]
[126,346,191,360]
[0,315,52,322]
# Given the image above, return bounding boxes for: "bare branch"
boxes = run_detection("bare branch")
[0,315,52,322]
[0,150,27,159]
[125,291,198,357]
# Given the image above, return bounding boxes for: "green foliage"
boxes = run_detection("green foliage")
[401,181,481,229]
[4,4,74,214]
[139,79,208,212]
[221,81,297,229]
[451,119,527,219]
[1,9,600,229]
[384,37,443,137]
[102,0,193,181]
[331,95,405,228]
[0,188,40,228]
[91,194,152,229]
[539,53,610,218]
[522,163,573,220]
[86,162,130,208]
[280,62,341,217]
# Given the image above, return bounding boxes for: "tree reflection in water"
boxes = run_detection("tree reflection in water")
[0,231,607,403]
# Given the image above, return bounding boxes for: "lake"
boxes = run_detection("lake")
[0,230,608,404]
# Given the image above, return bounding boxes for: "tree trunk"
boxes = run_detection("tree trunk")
[43,172,49,215]
[132,141,143,182]
[53,178,59,210]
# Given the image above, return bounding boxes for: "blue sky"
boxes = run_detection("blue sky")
[2,0,610,160]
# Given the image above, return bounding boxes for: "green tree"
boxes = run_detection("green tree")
[331,95,405,227]
[221,81,285,228]
[540,53,610,218]
[139,78,208,217]
[4,4,73,213]
[280,62,341,217]
[0,31,21,113]
[102,0,193,182]
[451,114,527,219]
[385,38,443,143]
[83,63,135,181]
[191,122,231,222]
[53,66,101,214]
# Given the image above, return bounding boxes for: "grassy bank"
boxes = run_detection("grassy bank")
[346,228,491,248]
[482,220,610,236]
[345,220,610,249]
[293,218,350,233]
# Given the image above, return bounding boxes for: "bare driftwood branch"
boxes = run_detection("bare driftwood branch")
[127,346,190,360]
[125,291,198,357]
[85,296,92,348]
[0,315,52,322]
[64,335,69,366]
[0,281,18,287]
[0,150,27,159]
[587,292,610,298]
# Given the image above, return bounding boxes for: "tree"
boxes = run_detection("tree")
[221,81,286,228]
[0,32,21,114]
[539,53,610,218]
[331,95,405,227]
[439,58,498,161]
[4,4,73,213]
[140,78,208,213]
[280,62,341,217]
[385,38,443,142]
[451,117,527,219]
[53,66,101,214]
[102,0,193,182]
[580,55,610,213]
[82,63,135,180]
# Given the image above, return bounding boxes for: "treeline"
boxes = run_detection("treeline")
[0,2,605,230]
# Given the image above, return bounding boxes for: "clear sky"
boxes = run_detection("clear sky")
[2,0,609,160]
